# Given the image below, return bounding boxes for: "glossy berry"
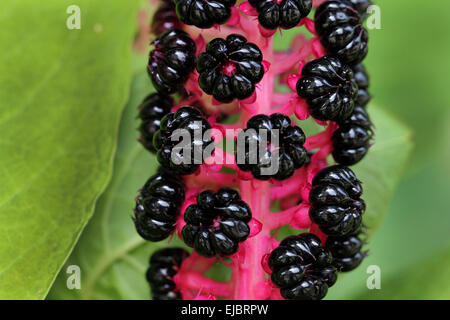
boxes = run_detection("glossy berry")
[309,165,365,237]
[174,0,236,29]
[268,233,337,300]
[151,0,182,36]
[296,56,358,122]
[148,29,196,95]
[138,93,173,153]
[332,106,373,165]
[181,188,252,257]
[315,1,369,66]
[248,0,312,30]
[348,0,372,19]
[326,233,366,271]
[146,247,189,300]
[197,34,264,103]
[353,64,371,107]
[236,113,307,181]
[153,106,214,175]
[133,169,185,241]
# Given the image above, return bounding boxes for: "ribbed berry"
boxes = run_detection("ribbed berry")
[197,34,264,103]
[153,106,214,175]
[326,233,366,271]
[138,93,173,153]
[248,0,312,30]
[353,64,371,107]
[148,29,196,95]
[181,188,252,257]
[151,0,182,36]
[315,1,369,66]
[133,169,185,241]
[309,165,365,236]
[236,113,307,180]
[296,56,358,122]
[268,233,337,300]
[146,247,189,300]
[174,0,236,28]
[348,0,372,19]
[332,106,373,165]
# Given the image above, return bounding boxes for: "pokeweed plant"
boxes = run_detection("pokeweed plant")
[134,0,374,300]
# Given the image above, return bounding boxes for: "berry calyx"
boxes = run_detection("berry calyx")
[248,0,312,30]
[197,34,264,103]
[138,93,173,153]
[148,29,196,95]
[146,247,190,300]
[332,105,373,165]
[133,170,185,242]
[348,0,372,19]
[236,113,308,181]
[182,188,252,257]
[174,0,237,28]
[315,0,369,66]
[296,56,358,122]
[309,165,365,237]
[268,233,337,300]
[153,106,214,175]
[326,233,367,272]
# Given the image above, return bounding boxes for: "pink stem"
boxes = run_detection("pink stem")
[175,271,231,299]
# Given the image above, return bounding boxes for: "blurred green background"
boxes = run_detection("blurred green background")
[326,0,450,299]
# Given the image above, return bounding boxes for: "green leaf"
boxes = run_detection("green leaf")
[354,249,450,300]
[49,65,413,299]
[353,106,414,235]
[0,0,139,299]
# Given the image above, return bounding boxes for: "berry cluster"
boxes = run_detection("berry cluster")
[309,165,365,237]
[236,113,308,181]
[182,188,252,257]
[132,0,374,300]
[174,0,236,28]
[133,169,185,241]
[138,93,173,153]
[296,56,358,122]
[268,233,337,300]
[248,0,312,30]
[153,106,214,175]
[315,1,369,66]
[326,233,366,272]
[148,29,196,95]
[197,34,264,103]
[146,248,189,300]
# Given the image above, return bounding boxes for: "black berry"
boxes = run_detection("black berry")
[248,0,312,30]
[236,113,308,181]
[138,93,173,153]
[147,247,189,300]
[332,106,373,165]
[326,233,367,271]
[181,188,252,257]
[148,29,196,95]
[268,233,337,300]
[348,0,372,19]
[315,1,369,66]
[197,34,264,103]
[174,0,236,29]
[296,56,358,122]
[133,169,185,241]
[153,106,214,175]
[353,64,371,107]
[151,0,182,36]
[309,165,365,237]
